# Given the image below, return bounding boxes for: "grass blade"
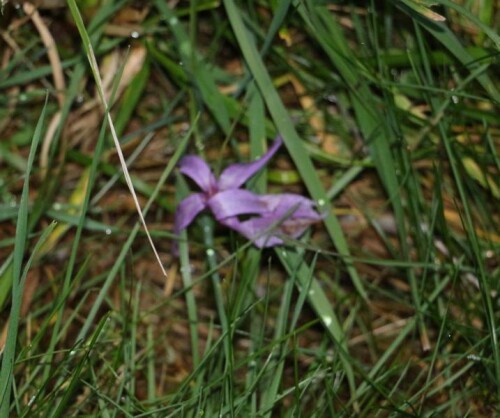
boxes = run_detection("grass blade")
[0,97,48,416]
[222,0,367,301]
[66,0,167,276]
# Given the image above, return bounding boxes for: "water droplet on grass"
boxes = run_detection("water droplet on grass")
[323,316,332,327]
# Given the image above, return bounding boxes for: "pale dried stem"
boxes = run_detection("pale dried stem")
[23,2,66,106]
[23,2,66,176]
[78,37,167,276]
[104,111,167,276]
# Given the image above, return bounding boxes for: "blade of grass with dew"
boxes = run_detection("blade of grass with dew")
[75,117,193,343]
[260,279,295,417]
[154,0,232,135]
[412,17,500,399]
[148,39,275,143]
[289,253,318,333]
[409,58,497,151]
[0,97,47,416]
[17,256,90,358]
[354,272,452,403]
[237,258,264,416]
[418,303,451,414]
[0,222,56,410]
[200,215,235,416]
[296,0,407,239]
[67,0,166,276]
[156,245,262,409]
[178,227,200,368]
[398,3,500,103]
[0,57,80,90]
[50,313,111,418]
[222,0,367,302]
[169,327,223,411]
[377,36,435,352]
[439,122,500,400]
[89,367,114,418]
[45,207,118,233]
[231,0,293,96]
[145,41,190,87]
[176,169,201,370]
[227,320,325,416]
[0,59,89,311]
[146,324,156,403]
[248,85,313,416]
[124,280,142,412]
[299,0,435,350]
[240,89,267,416]
[298,0,423,239]
[40,97,111,389]
[114,269,133,415]
[276,248,358,408]
[354,317,418,403]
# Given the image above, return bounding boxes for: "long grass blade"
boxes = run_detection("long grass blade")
[0,98,48,417]
[66,0,167,276]
[222,0,367,301]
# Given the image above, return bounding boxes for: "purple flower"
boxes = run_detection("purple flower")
[219,193,323,247]
[175,136,323,248]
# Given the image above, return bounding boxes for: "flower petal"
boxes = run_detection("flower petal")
[208,189,269,220]
[219,193,323,248]
[217,136,283,190]
[221,216,285,247]
[257,194,324,219]
[179,155,217,193]
[174,193,207,233]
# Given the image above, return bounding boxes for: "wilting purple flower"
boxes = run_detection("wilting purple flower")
[219,193,323,247]
[175,136,323,248]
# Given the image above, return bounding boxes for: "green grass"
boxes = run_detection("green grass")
[0,1,499,416]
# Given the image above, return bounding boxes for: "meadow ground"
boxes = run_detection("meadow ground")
[0,1,499,416]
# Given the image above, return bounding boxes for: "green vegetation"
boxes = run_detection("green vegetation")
[0,1,498,416]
